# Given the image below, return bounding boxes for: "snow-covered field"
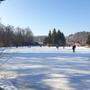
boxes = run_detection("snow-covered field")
[0,46,90,90]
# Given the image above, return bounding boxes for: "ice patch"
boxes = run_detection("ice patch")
[43,74,75,90]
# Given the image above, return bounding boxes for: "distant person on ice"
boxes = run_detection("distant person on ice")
[56,44,59,49]
[72,44,76,52]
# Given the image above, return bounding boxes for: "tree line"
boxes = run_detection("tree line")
[0,23,90,47]
[87,34,90,46]
[0,23,33,47]
[0,24,67,47]
[44,28,66,47]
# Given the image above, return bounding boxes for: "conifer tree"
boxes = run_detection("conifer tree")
[48,30,52,45]
[44,28,66,47]
[52,28,57,45]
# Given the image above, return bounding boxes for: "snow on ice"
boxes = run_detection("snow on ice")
[0,46,90,90]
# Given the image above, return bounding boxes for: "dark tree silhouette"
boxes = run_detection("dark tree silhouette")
[0,0,5,3]
[0,0,5,1]
[52,28,57,45]
[48,30,52,45]
[87,34,90,45]
[44,28,66,47]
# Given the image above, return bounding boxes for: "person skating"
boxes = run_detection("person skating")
[72,44,76,52]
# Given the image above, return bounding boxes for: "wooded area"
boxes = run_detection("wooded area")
[44,28,66,46]
[0,23,33,47]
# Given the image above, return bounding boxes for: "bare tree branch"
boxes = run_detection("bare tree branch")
[0,0,5,4]
[0,0,5,1]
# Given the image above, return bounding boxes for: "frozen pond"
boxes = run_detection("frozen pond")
[0,47,90,90]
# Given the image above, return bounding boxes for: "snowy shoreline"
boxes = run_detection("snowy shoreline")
[1,46,90,54]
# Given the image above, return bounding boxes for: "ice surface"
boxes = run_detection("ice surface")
[3,46,90,53]
[0,46,90,90]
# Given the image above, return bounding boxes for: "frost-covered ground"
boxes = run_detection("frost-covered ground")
[0,46,90,90]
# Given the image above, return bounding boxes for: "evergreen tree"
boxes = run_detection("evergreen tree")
[48,30,52,45]
[61,32,66,46]
[44,28,66,47]
[52,28,57,45]
[57,30,61,45]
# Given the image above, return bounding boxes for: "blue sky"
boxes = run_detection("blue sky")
[0,0,90,36]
